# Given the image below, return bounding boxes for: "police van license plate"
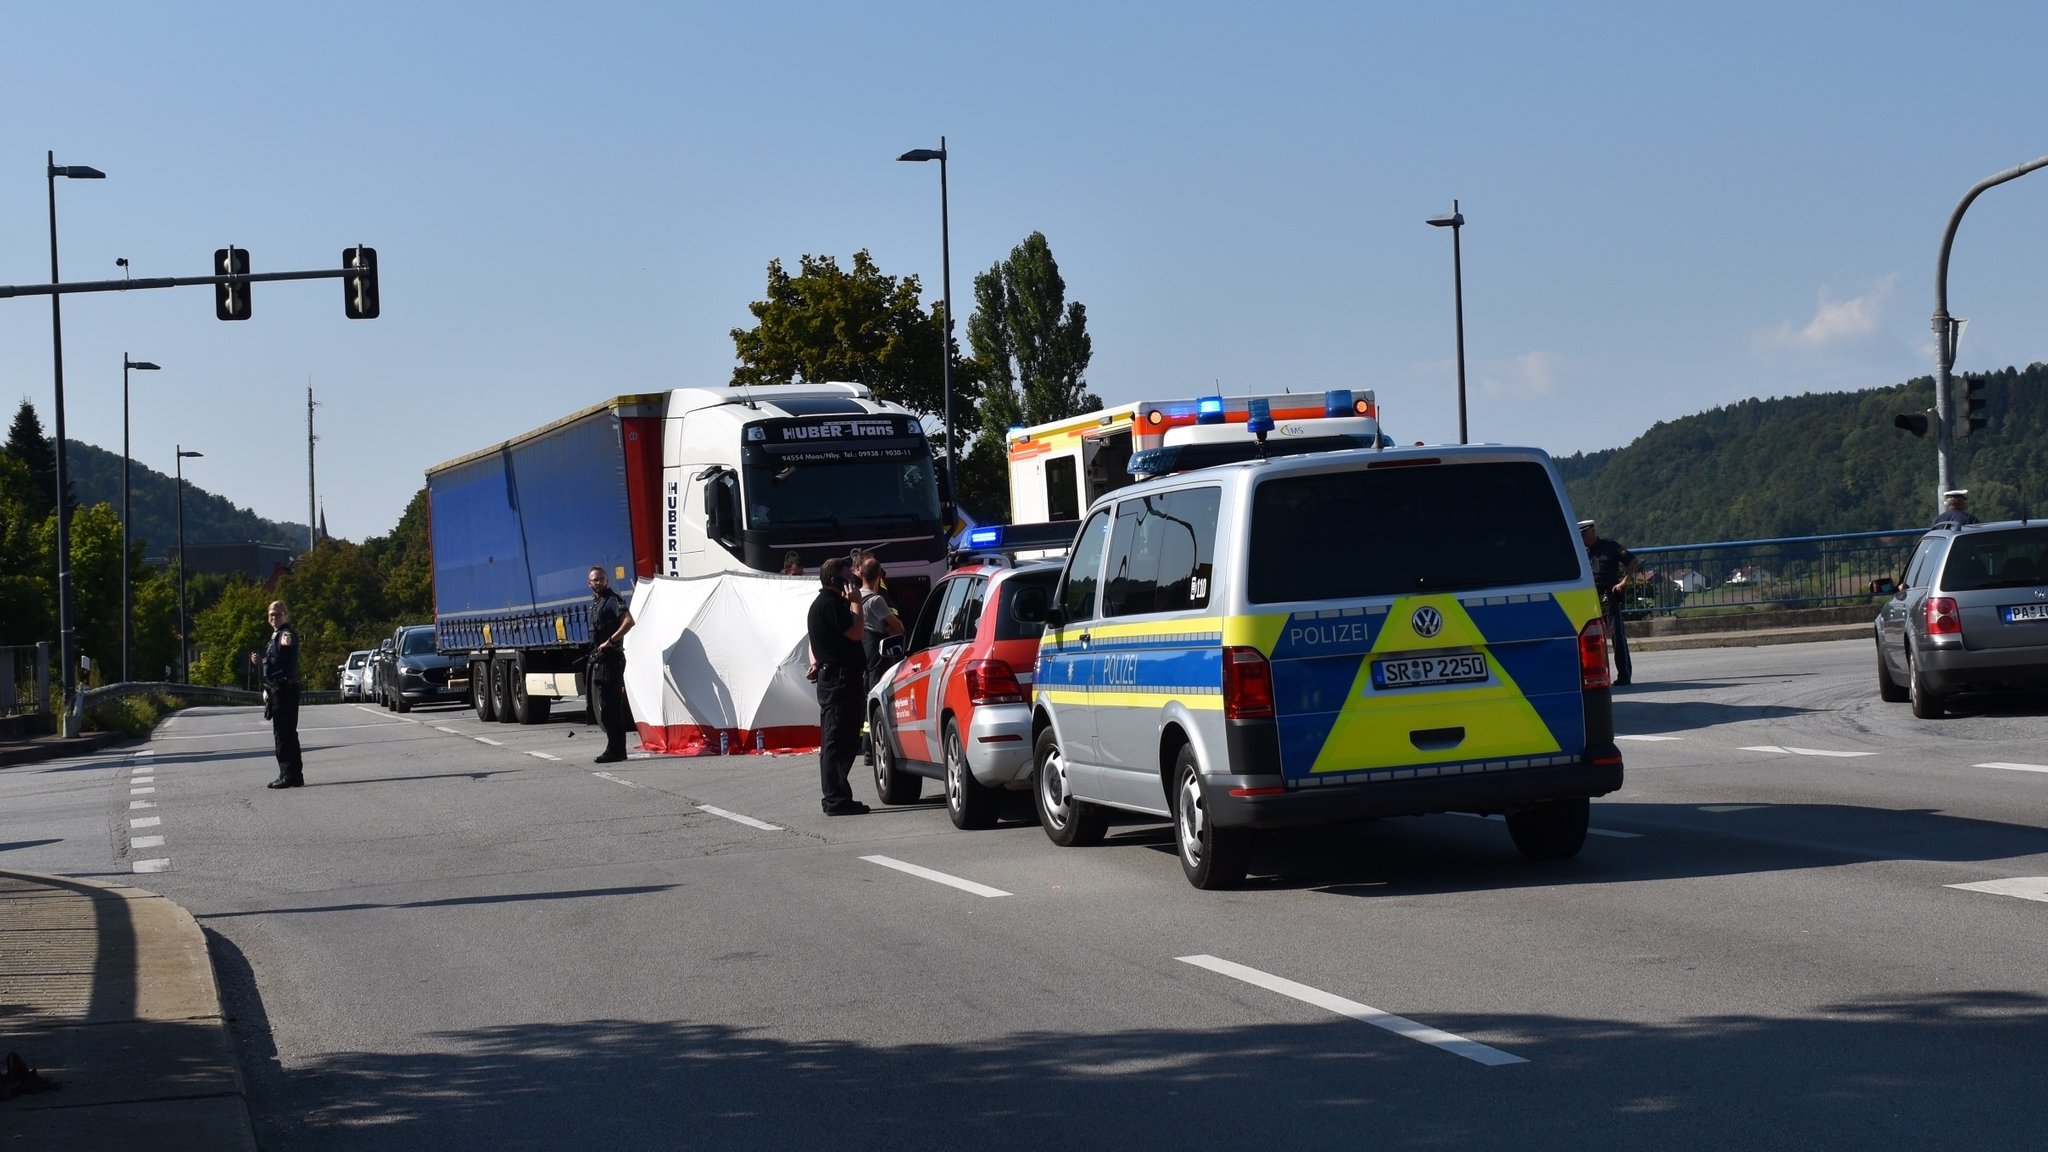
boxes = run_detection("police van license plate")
[2005,603,2048,622]
[1372,653,1489,690]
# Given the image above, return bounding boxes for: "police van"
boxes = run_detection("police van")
[1026,417,1623,888]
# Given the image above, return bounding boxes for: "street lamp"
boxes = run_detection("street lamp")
[897,138,957,523]
[1426,200,1468,445]
[122,354,161,684]
[175,448,203,684]
[48,152,105,732]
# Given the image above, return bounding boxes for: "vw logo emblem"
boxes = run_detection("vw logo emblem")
[1411,606,1444,638]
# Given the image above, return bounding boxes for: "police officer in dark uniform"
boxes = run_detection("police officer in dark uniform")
[807,557,869,815]
[1932,489,1979,529]
[587,564,636,764]
[1580,518,1639,686]
[250,599,304,788]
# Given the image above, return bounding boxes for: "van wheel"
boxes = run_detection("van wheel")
[944,719,999,830]
[474,663,497,722]
[1174,745,1247,889]
[1908,649,1945,719]
[1034,728,1106,847]
[1876,641,1908,703]
[871,706,921,804]
[1506,798,1589,860]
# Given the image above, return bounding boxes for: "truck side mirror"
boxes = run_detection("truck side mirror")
[702,470,739,548]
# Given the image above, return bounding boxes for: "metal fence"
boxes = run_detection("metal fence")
[1623,527,1925,619]
[1,643,52,718]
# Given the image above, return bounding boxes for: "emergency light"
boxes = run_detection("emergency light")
[1195,397,1225,424]
[1323,389,1353,417]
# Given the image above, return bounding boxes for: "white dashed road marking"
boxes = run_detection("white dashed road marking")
[1177,954,1527,1066]
[592,771,643,789]
[131,835,165,849]
[1739,745,1875,758]
[129,801,154,810]
[1616,734,1684,742]
[133,859,172,874]
[130,816,161,829]
[697,804,783,831]
[130,787,155,795]
[1978,762,2048,775]
[1948,877,2048,903]
[435,726,462,735]
[860,855,1011,898]
[528,751,561,762]
[473,737,502,747]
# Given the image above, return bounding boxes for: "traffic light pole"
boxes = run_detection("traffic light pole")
[1931,153,2048,509]
[0,263,362,300]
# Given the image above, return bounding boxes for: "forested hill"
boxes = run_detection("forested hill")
[1556,362,2048,548]
[64,439,310,554]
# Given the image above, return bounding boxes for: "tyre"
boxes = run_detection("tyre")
[510,659,550,724]
[944,718,999,831]
[490,659,514,723]
[871,705,922,804]
[1876,641,1908,703]
[1908,649,1945,719]
[1505,797,1590,860]
[1034,727,1106,847]
[394,688,412,714]
[474,662,497,722]
[1173,744,1247,889]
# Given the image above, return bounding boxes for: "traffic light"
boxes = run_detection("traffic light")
[1962,374,1988,437]
[213,246,251,321]
[342,246,379,319]
[1893,411,1930,437]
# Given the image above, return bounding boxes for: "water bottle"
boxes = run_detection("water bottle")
[754,729,766,752]
[719,730,730,756]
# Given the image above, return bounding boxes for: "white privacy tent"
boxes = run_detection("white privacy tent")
[620,571,824,755]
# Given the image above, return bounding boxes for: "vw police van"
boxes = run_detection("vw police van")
[1027,426,1623,888]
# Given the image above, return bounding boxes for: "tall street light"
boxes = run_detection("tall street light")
[897,138,957,524]
[48,152,106,731]
[122,354,161,684]
[1426,200,1468,445]
[175,447,203,684]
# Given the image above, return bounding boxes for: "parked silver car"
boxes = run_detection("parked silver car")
[1876,522,2048,717]
[339,649,373,701]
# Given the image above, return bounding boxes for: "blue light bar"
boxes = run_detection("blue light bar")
[1323,389,1352,417]
[1246,397,1273,437]
[1195,396,1225,424]
[965,526,1003,547]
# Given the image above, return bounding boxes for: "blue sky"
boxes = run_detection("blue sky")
[4,1,2045,540]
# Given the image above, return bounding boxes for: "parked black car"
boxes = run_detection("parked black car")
[379,624,466,712]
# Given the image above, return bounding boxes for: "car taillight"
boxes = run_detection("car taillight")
[1579,618,1611,691]
[1222,646,1274,719]
[1924,596,1962,636]
[964,659,1025,705]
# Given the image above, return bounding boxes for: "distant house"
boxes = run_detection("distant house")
[1727,566,1773,586]
[1670,568,1712,593]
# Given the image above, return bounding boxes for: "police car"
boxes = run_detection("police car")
[1026,403,1623,888]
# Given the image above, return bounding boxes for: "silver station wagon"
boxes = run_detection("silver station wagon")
[1876,521,2048,717]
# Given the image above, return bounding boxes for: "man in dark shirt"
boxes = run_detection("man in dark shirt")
[588,565,636,764]
[250,599,304,788]
[1932,489,1979,529]
[807,557,869,815]
[1580,519,1640,686]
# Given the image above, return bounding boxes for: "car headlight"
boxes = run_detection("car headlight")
[400,663,420,675]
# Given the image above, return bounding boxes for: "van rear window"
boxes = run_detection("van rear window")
[1248,460,1580,603]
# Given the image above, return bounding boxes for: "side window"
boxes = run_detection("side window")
[1103,486,1223,618]
[906,578,958,651]
[1058,509,1113,621]
[1045,456,1080,522]
[1901,537,1942,588]
[957,577,989,642]
[931,577,975,644]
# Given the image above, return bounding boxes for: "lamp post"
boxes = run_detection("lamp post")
[175,448,203,684]
[1426,200,1468,445]
[121,355,161,684]
[48,152,106,732]
[897,138,956,523]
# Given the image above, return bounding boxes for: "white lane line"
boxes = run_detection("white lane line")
[129,800,155,810]
[1177,954,1527,1066]
[131,776,155,784]
[1450,812,1641,839]
[1948,877,2048,903]
[1700,804,1766,813]
[131,767,154,776]
[860,855,1011,898]
[592,771,644,789]
[528,751,561,762]
[473,736,502,746]
[129,816,161,829]
[131,835,165,849]
[1978,762,2048,775]
[150,720,413,738]
[129,787,155,795]
[133,749,155,757]
[1739,745,1875,758]
[132,859,172,874]
[697,804,784,831]
[1616,734,1683,742]
[435,726,462,734]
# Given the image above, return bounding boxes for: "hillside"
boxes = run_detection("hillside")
[1558,362,2048,547]
[62,440,311,556]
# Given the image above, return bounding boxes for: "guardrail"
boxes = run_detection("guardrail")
[70,681,346,728]
[1624,527,1924,619]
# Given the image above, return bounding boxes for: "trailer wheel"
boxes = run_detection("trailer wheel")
[511,661,551,724]
[490,658,514,722]
[473,661,496,722]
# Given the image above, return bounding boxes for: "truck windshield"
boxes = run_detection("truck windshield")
[742,457,941,530]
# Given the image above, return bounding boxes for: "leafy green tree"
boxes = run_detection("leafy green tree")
[360,488,433,625]
[188,578,270,687]
[276,538,390,690]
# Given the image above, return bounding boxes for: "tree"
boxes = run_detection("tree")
[0,453,52,647]
[958,232,1098,521]
[360,488,433,625]
[730,250,979,453]
[275,538,391,690]
[188,578,271,687]
[4,399,61,519]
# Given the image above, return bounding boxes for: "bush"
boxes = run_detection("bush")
[82,690,188,737]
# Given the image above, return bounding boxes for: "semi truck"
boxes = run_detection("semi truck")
[426,383,949,725]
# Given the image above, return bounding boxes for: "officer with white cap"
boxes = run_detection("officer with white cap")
[1580,517,1639,685]
[1932,489,1978,529]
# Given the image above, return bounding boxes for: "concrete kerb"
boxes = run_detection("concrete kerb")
[0,871,258,1150]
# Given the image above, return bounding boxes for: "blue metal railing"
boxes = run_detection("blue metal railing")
[1621,527,1924,618]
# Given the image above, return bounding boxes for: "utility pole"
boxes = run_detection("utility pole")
[307,383,318,551]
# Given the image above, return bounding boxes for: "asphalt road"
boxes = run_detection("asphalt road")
[4,638,2046,1150]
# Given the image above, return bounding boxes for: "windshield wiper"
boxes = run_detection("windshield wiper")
[848,512,927,524]
[772,516,841,529]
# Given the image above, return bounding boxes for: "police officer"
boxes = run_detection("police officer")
[1932,489,1979,529]
[1580,519,1640,686]
[808,557,869,815]
[587,565,636,764]
[249,600,304,788]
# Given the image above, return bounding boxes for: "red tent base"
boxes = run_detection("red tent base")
[636,722,821,756]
